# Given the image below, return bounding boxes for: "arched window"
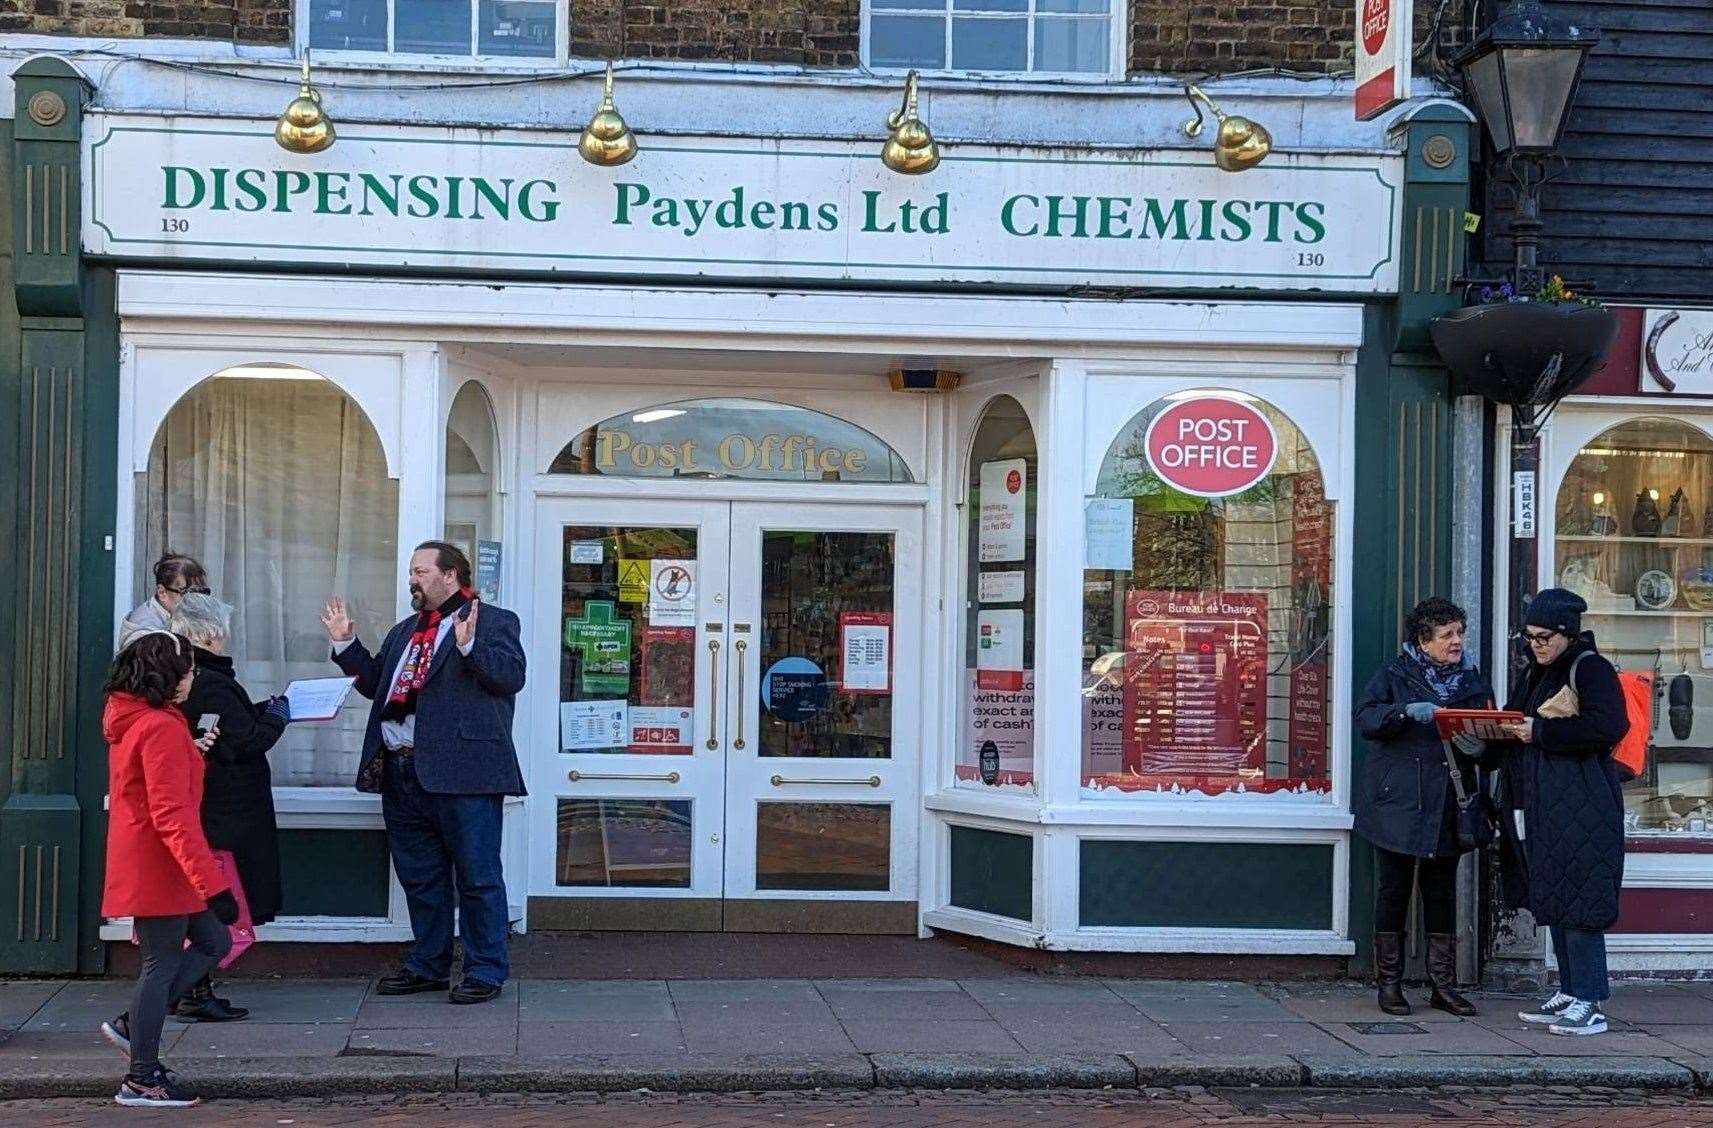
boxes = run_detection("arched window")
[136,365,398,787]
[1553,416,1713,841]
[960,395,1037,789]
[1081,391,1333,799]
[548,398,913,483]
[444,382,501,598]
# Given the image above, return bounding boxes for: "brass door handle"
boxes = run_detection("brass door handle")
[733,639,748,751]
[769,774,882,787]
[568,770,681,783]
[706,638,721,751]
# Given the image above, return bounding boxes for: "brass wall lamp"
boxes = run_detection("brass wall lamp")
[275,51,336,154]
[579,61,638,167]
[1181,84,1271,172]
[881,70,940,175]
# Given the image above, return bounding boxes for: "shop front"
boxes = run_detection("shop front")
[1,56,1477,969]
[1496,305,1713,973]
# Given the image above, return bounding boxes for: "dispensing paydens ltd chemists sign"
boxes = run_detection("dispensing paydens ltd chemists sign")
[85,114,1401,293]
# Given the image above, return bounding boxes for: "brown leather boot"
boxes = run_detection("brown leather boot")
[1374,932,1410,1015]
[1426,932,1477,1016]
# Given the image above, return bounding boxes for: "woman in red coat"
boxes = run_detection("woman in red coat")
[98,631,239,1108]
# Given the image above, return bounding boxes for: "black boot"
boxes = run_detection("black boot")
[1426,932,1477,1016]
[174,976,249,1022]
[1374,932,1411,1015]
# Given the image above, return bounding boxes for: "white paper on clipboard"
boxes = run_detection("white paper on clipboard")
[283,676,358,722]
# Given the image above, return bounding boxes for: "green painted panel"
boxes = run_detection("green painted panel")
[948,825,1032,922]
[278,829,391,918]
[1079,840,1334,929]
[0,794,82,972]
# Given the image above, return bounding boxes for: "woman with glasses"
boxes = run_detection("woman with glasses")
[118,554,210,650]
[1497,588,1628,1037]
[1353,597,1492,1017]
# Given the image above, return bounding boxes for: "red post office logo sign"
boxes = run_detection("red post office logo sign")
[1143,397,1279,497]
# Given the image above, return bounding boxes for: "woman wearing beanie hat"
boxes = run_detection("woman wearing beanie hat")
[1497,587,1628,1037]
[1353,597,1493,1017]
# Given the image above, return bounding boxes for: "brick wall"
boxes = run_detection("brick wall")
[1129,0,1439,75]
[571,0,858,67]
[0,0,290,43]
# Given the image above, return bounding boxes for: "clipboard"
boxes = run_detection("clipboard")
[1434,708,1526,741]
[282,676,358,723]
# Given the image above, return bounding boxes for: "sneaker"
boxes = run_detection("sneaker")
[1548,999,1608,1037]
[1518,991,1575,1024]
[115,1065,200,1108]
[100,1013,131,1057]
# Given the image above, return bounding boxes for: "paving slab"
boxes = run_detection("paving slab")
[1323,1018,1535,1057]
[0,982,64,1029]
[1493,1025,1690,1057]
[1125,1051,1305,1087]
[868,1051,1135,1089]
[817,983,990,1022]
[456,1052,876,1093]
[518,1020,689,1055]
[347,1023,518,1057]
[1266,986,1468,1024]
[1158,1019,1359,1058]
[678,1017,857,1055]
[1127,993,1298,1023]
[1655,1024,1713,1056]
[988,1015,1181,1056]
[200,977,369,1024]
[839,1018,1022,1054]
[960,978,1122,1004]
[173,1021,353,1058]
[1296,1052,1695,1089]
[354,989,520,1028]
[0,1027,171,1061]
[1601,984,1713,1025]
[666,979,824,1004]
[18,981,132,1032]
[190,1056,460,1099]
[518,980,675,1022]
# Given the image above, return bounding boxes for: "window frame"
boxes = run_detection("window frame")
[296,0,569,68]
[860,0,1127,80]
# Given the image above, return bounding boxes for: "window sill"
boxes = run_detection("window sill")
[926,789,1353,831]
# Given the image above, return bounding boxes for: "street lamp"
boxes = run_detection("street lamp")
[1454,0,1599,293]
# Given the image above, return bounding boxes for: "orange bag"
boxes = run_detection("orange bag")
[1571,651,1652,782]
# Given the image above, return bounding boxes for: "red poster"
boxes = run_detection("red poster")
[1121,590,1267,782]
[1287,472,1332,781]
[638,626,695,707]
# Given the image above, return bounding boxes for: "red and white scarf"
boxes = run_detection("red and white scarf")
[382,587,473,721]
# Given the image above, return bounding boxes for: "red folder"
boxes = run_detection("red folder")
[1434,709,1526,742]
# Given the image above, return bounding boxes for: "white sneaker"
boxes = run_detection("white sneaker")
[1548,999,1608,1036]
[1518,991,1575,1024]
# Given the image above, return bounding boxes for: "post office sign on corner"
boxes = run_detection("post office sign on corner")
[1354,0,1411,121]
[1144,397,1279,498]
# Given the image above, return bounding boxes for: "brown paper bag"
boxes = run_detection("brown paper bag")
[1535,684,1578,719]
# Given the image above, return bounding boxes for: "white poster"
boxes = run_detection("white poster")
[627,705,694,753]
[649,559,697,626]
[978,570,1026,604]
[979,458,1028,563]
[570,540,604,565]
[964,669,1034,778]
[560,699,627,750]
[976,608,1025,691]
[1084,497,1135,571]
[840,614,892,694]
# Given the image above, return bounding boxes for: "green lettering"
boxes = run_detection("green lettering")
[233,168,267,213]
[750,199,776,230]
[518,179,559,222]
[614,182,650,224]
[861,190,895,232]
[407,175,440,219]
[471,177,513,221]
[315,171,352,215]
[1294,201,1326,244]
[1220,200,1252,241]
[651,197,681,229]
[1000,194,1038,236]
[1196,198,1218,241]
[682,197,710,237]
[163,166,206,210]
[816,202,839,231]
[1043,195,1089,238]
[1138,198,1189,240]
[1095,196,1131,239]
[1259,200,1291,242]
[444,175,466,220]
[714,187,745,229]
[272,170,311,213]
[358,173,401,217]
[781,201,810,230]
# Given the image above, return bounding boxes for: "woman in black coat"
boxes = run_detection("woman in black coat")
[1353,597,1493,1017]
[1498,588,1627,1038]
[169,593,290,1023]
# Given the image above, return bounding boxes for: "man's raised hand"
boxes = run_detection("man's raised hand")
[321,597,354,643]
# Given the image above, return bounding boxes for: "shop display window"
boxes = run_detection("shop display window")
[1553,417,1713,841]
[1080,391,1334,800]
[138,368,399,787]
[549,399,912,484]
[959,395,1037,789]
[444,382,502,601]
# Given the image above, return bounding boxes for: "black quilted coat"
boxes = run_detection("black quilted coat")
[1498,633,1627,931]
[1353,652,1494,858]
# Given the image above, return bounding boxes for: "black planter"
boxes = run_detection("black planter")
[1429,301,1619,408]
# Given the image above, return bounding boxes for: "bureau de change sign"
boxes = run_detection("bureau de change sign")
[85,113,1401,293]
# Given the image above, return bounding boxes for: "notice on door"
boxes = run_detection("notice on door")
[978,570,1026,604]
[617,558,650,603]
[649,559,696,626]
[963,669,1034,784]
[976,608,1026,691]
[564,601,634,696]
[979,459,1028,563]
[839,611,892,694]
[561,699,627,751]
[627,705,693,755]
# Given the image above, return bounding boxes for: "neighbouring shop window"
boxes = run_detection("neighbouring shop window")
[138,368,398,787]
[1554,417,1713,842]
[444,382,502,603]
[548,399,912,483]
[306,0,558,59]
[867,0,1114,74]
[959,396,1037,789]
[1080,391,1333,800]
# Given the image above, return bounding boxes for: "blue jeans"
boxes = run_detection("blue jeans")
[382,756,510,986]
[1550,924,1610,1003]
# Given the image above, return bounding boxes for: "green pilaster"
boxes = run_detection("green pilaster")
[1347,106,1475,974]
[1,57,100,974]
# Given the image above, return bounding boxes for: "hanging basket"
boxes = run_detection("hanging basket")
[1429,300,1619,411]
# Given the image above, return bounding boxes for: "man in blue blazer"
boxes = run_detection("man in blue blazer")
[322,541,526,1004]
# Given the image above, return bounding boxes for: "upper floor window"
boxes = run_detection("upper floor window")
[866,0,1116,75]
[306,0,560,60]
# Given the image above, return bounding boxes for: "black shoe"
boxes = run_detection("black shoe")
[376,969,451,996]
[100,1013,131,1058]
[448,977,502,1005]
[174,995,249,1022]
[115,1065,200,1108]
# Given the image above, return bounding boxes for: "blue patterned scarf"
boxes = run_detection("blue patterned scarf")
[1405,642,1469,702]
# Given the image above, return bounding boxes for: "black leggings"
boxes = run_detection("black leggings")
[1374,847,1458,934]
[130,911,231,1077]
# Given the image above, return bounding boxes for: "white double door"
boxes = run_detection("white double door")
[532,496,922,916]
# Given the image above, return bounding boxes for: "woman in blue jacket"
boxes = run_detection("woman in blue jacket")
[1354,597,1493,1017]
